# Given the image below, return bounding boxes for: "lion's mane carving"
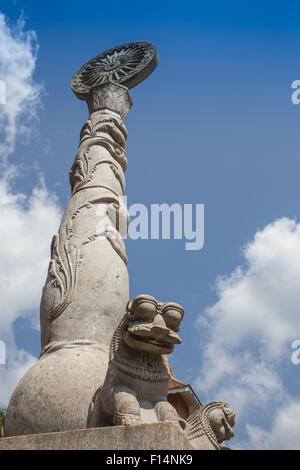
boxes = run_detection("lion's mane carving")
[87,294,187,431]
[187,401,235,450]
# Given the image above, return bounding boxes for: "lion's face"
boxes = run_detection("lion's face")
[209,404,235,443]
[122,294,184,355]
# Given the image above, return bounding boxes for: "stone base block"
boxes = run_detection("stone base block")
[0,423,194,450]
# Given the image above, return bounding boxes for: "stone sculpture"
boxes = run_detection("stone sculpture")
[4,40,237,451]
[71,41,158,100]
[186,402,235,450]
[4,42,158,437]
[87,294,187,432]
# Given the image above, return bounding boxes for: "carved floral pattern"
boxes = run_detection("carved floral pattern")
[47,232,79,322]
[47,107,129,321]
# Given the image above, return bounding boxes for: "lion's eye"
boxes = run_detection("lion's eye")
[133,301,157,321]
[163,309,182,332]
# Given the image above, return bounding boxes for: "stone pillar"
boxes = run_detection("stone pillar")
[4,83,132,436]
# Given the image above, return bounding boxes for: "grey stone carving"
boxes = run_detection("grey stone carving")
[4,83,133,437]
[71,42,159,100]
[187,402,235,450]
[87,294,187,432]
[5,42,159,437]
[0,423,194,451]
[4,41,237,450]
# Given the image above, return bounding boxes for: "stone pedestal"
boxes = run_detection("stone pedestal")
[0,423,194,450]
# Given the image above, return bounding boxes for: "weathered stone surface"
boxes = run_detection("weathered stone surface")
[4,348,110,436]
[71,42,159,100]
[87,84,132,120]
[4,83,132,437]
[2,44,237,449]
[187,402,235,450]
[0,423,194,450]
[88,294,186,430]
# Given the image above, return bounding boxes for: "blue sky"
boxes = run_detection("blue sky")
[0,0,300,449]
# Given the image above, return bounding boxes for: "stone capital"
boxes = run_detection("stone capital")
[87,83,132,120]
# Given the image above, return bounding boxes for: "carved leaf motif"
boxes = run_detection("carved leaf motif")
[69,115,128,194]
[70,151,126,195]
[80,119,92,141]
[47,232,78,322]
[93,118,127,146]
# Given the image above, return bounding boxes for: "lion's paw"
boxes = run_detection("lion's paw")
[113,411,142,426]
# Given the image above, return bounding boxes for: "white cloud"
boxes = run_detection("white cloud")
[0,13,61,407]
[0,170,61,334]
[0,12,42,161]
[195,217,300,449]
[244,401,300,450]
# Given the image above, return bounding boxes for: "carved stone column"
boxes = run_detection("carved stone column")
[4,41,159,437]
[41,83,131,352]
[4,84,131,436]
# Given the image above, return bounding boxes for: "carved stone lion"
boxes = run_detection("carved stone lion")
[187,402,235,450]
[87,294,187,431]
